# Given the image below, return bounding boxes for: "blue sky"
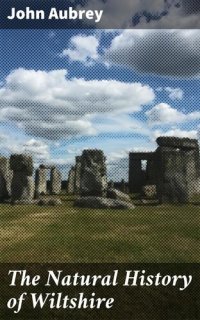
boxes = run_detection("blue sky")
[0,29,199,180]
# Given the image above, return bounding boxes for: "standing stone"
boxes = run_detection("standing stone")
[129,159,143,193]
[50,167,61,195]
[74,156,82,195]
[146,159,157,185]
[10,154,34,202]
[0,157,12,201]
[11,173,35,202]
[35,165,47,197]
[156,137,200,203]
[80,149,107,197]
[67,166,75,194]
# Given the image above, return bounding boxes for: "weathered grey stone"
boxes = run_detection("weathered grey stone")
[146,160,157,184]
[129,136,200,204]
[156,137,198,149]
[10,154,34,202]
[50,167,61,195]
[108,180,114,189]
[163,173,189,204]
[156,143,200,203]
[74,197,135,209]
[74,156,82,194]
[10,154,33,175]
[80,149,107,197]
[67,166,75,194]
[11,172,34,202]
[107,188,131,202]
[38,197,62,206]
[0,157,12,200]
[142,185,157,199]
[35,167,47,196]
[184,149,200,197]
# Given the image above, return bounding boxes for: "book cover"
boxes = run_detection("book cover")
[0,1,199,319]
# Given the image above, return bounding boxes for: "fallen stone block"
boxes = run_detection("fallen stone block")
[107,188,131,202]
[37,197,62,206]
[74,196,135,209]
[142,185,157,199]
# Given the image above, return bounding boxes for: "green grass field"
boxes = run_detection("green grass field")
[0,195,199,262]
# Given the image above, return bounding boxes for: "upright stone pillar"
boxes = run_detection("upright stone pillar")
[129,158,143,193]
[74,156,82,195]
[67,166,75,194]
[50,167,61,195]
[0,157,12,201]
[156,137,200,203]
[10,154,34,202]
[80,149,107,197]
[35,165,47,197]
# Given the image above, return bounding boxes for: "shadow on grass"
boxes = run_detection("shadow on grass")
[135,203,160,207]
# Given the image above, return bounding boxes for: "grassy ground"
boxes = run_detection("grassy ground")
[0,195,199,262]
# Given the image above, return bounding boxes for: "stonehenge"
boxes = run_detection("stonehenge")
[35,165,47,196]
[0,154,62,203]
[10,154,34,203]
[67,166,76,194]
[0,136,199,206]
[74,197,135,210]
[50,167,62,195]
[80,149,107,197]
[0,157,12,201]
[67,156,82,195]
[35,165,62,197]
[74,149,134,209]
[74,156,82,195]
[156,137,200,203]
[129,137,200,204]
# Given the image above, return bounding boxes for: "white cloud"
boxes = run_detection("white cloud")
[153,128,198,140]
[60,35,99,65]
[22,139,50,161]
[105,30,200,78]
[155,86,184,100]
[146,103,200,125]
[0,132,50,162]
[91,113,151,136]
[0,68,155,140]
[165,87,184,100]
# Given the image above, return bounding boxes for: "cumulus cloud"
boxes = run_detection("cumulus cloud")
[105,30,200,78]
[60,35,99,65]
[0,132,50,161]
[0,68,155,140]
[22,139,50,160]
[91,113,151,136]
[165,87,184,100]
[146,103,200,125]
[155,86,184,100]
[153,128,198,140]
